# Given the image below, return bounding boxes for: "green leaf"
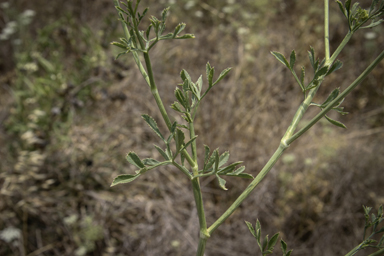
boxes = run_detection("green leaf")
[159,33,174,40]
[173,23,186,37]
[115,6,130,16]
[175,87,188,109]
[281,240,287,253]
[230,173,253,179]
[213,67,232,86]
[268,233,279,251]
[196,75,203,96]
[308,47,316,70]
[154,145,170,160]
[345,0,352,14]
[204,145,211,165]
[142,158,161,166]
[204,149,218,172]
[334,107,349,115]
[214,149,220,173]
[326,60,343,76]
[245,221,257,238]
[206,62,214,87]
[289,50,296,70]
[145,24,152,39]
[300,66,305,86]
[321,88,340,108]
[216,175,228,190]
[142,114,165,141]
[179,136,198,153]
[111,41,128,49]
[325,115,347,128]
[111,174,140,187]
[171,101,183,113]
[218,161,243,174]
[314,66,328,80]
[180,69,192,82]
[262,235,269,252]
[161,7,170,23]
[175,34,195,39]
[336,0,348,18]
[271,51,290,68]
[361,19,384,29]
[127,152,145,168]
[218,151,230,167]
[175,128,185,154]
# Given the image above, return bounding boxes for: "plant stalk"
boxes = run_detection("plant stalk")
[286,49,384,144]
[325,0,330,61]
[207,142,289,235]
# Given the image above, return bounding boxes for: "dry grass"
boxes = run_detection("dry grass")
[1,0,384,255]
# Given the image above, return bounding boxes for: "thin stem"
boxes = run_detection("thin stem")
[207,142,289,235]
[325,0,330,61]
[367,248,384,256]
[287,49,384,145]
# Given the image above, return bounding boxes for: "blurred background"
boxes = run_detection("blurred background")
[0,0,384,255]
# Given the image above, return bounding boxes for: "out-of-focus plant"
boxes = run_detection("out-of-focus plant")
[110,0,384,255]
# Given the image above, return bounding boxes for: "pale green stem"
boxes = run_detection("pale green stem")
[207,142,288,235]
[368,249,384,256]
[325,0,330,61]
[286,49,384,145]
[189,121,209,256]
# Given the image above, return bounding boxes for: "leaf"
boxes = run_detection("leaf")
[204,148,218,172]
[206,62,214,87]
[142,114,165,141]
[111,41,128,49]
[196,75,203,96]
[173,23,186,37]
[142,158,161,166]
[231,173,253,179]
[262,235,269,252]
[271,51,290,68]
[127,152,145,168]
[179,136,198,153]
[115,6,130,16]
[268,233,279,251]
[300,66,305,86]
[245,221,257,238]
[336,0,348,18]
[204,145,210,165]
[218,151,230,167]
[175,34,195,39]
[216,175,228,190]
[361,19,384,29]
[213,67,232,86]
[289,50,296,70]
[111,174,140,187]
[326,60,343,76]
[161,7,170,23]
[308,47,316,70]
[218,161,243,174]
[154,145,170,160]
[214,149,220,173]
[314,66,328,80]
[325,115,347,129]
[321,88,340,108]
[281,240,288,253]
[159,33,174,40]
[145,24,152,39]
[175,87,188,109]
[345,0,352,14]
[175,128,185,154]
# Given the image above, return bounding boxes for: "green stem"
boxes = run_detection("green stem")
[367,248,384,256]
[287,49,384,145]
[207,142,289,235]
[325,0,330,61]
[189,121,209,256]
